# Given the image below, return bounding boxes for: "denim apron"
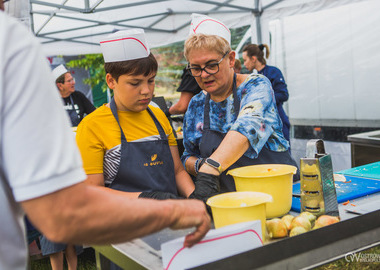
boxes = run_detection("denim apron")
[108,98,177,195]
[199,74,298,193]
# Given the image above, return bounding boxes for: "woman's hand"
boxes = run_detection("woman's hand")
[189,172,220,203]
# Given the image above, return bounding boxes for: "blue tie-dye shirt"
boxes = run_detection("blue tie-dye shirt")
[181,73,289,165]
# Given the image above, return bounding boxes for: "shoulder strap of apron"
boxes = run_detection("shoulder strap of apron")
[146,107,167,140]
[110,97,128,142]
[203,73,240,129]
[69,95,80,120]
[110,98,167,142]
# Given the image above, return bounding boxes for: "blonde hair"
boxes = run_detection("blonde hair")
[184,34,231,60]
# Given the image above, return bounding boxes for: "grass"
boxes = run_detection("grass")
[30,248,96,270]
[316,245,380,270]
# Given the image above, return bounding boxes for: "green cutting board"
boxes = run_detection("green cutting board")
[336,161,380,180]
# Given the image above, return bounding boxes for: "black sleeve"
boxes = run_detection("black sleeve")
[176,68,202,95]
[75,91,96,114]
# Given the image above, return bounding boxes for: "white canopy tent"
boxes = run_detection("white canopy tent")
[5,0,365,56]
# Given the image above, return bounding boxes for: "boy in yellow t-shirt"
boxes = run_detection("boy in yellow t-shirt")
[76,104,178,186]
[76,29,195,199]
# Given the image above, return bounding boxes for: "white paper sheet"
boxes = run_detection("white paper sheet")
[161,220,263,270]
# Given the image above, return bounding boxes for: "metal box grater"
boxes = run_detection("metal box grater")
[300,139,339,217]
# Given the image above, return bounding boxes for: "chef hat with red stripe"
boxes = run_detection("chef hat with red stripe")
[189,13,231,45]
[100,29,150,63]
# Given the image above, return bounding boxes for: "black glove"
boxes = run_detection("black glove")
[189,172,221,203]
[138,191,180,200]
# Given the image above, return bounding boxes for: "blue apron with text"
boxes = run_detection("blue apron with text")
[108,98,177,195]
[199,74,298,193]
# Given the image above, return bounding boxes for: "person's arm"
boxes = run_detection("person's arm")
[198,131,250,175]
[21,182,210,248]
[168,92,194,115]
[169,68,202,115]
[85,173,105,186]
[170,145,195,197]
[198,75,275,174]
[185,156,199,176]
[78,91,96,114]
[85,174,141,198]
[181,98,203,176]
[271,69,289,105]
[185,132,250,204]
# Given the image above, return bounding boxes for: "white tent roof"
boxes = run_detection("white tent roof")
[6,0,362,56]
[5,0,380,134]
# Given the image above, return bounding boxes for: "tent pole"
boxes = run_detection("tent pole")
[255,0,262,44]
[250,0,262,44]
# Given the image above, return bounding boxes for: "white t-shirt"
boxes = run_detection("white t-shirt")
[0,11,86,269]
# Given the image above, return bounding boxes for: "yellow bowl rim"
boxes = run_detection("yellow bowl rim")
[206,191,273,209]
[227,164,297,178]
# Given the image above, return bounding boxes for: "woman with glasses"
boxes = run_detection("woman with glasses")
[181,14,298,196]
[53,65,95,126]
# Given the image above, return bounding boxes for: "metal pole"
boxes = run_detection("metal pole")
[255,0,262,44]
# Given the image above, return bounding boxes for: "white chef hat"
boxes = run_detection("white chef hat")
[100,29,150,63]
[52,64,68,80]
[189,13,231,45]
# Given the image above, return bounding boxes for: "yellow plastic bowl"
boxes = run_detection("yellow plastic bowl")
[206,191,272,240]
[227,164,297,218]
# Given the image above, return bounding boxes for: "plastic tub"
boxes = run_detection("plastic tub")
[227,164,297,218]
[206,191,272,240]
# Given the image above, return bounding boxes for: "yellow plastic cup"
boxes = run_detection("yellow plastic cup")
[227,164,297,219]
[206,191,273,240]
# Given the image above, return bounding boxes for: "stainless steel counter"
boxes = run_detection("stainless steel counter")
[93,228,195,270]
[348,130,380,167]
[93,193,380,270]
[93,175,380,270]
[194,193,380,270]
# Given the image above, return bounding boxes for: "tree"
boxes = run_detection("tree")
[66,54,105,91]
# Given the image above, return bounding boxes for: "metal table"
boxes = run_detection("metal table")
[347,130,380,167]
[93,227,194,270]
[93,185,380,270]
[193,193,380,270]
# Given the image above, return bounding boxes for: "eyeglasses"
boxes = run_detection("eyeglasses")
[187,51,230,77]
[64,78,75,84]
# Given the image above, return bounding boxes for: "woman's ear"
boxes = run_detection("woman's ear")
[106,73,116,89]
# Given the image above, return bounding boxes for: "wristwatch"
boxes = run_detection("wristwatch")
[204,158,223,174]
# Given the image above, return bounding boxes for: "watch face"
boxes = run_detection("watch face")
[207,158,220,168]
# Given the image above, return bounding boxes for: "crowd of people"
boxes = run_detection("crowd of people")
[0,1,297,269]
